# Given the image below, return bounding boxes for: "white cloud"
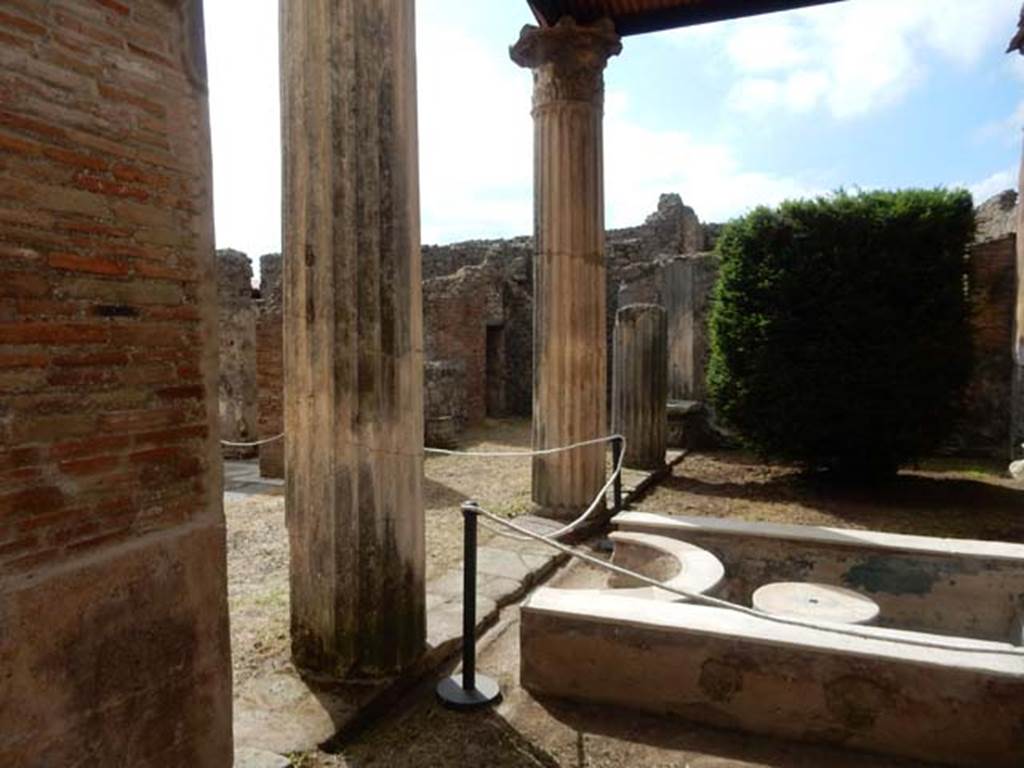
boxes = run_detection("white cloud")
[969,167,1017,203]
[677,0,1018,119]
[724,18,810,73]
[604,91,821,226]
[728,70,829,115]
[207,0,1010,258]
[1007,53,1024,83]
[977,99,1024,146]
[415,18,822,243]
[415,18,533,244]
[205,0,282,281]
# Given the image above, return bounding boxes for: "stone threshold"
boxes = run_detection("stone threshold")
[233,453,682,765]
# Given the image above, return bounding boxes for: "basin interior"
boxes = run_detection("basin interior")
[520,513,1024,768]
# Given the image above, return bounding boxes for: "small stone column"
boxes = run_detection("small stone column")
[612,304,668,470]
[280,0,424,678]
[511,18,622,518]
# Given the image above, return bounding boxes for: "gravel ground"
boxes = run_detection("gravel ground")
[226,419,536,688]
[423,419,534,577]
[295,558,926,768]
[225,491,290,688]
[635,451,1024,542]
[225,434,1024,767]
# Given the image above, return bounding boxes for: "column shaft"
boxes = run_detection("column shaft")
[512,18,621,518]
[280,0,424,678]
[1015,142,1024,458]
[612,304,668,470]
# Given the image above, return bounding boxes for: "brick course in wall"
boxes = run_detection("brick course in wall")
[0,2,231,765]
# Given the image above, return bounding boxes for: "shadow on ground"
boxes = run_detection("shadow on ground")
[423,477,467,511]
[643,452,1024,542]
[528,695,927,768]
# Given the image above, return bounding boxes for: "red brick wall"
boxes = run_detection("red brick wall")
[0,2,218,568]
[958,235,1017,456]
[423,264,505,427]
[0,2,231,765]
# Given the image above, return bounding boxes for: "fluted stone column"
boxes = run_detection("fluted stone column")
[612,304,668,470]
[1015,143,1024,459]
[280,0,424,678]
[511,18,621,518]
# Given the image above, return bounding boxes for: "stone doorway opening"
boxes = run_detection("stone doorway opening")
[486,323,507,418]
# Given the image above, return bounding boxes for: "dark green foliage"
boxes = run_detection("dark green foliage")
[707,189,974,476]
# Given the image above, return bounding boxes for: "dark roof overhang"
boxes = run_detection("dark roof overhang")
[527,0,845,36]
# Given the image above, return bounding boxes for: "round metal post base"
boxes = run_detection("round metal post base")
[436,674,501,710]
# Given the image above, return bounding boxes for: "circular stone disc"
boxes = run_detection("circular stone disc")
[752,582,880,625]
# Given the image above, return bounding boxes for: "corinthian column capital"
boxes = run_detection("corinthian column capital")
[510,17,622,110]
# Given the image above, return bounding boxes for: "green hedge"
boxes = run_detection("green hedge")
[707,189,974,476]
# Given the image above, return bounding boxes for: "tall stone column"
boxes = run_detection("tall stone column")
[280,0,425,678]
[613,304,668,470]
[1015,138,1024,459]
[511,18,622,519]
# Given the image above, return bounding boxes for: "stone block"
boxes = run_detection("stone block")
[521,588,1024,768]
[0,524,232,767]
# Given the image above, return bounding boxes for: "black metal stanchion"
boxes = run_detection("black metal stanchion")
[436,501,501,710]
[612,436,623,513]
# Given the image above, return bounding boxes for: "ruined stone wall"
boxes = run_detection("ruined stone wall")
[216,249,256,458]
[423,260,507,426]
[607,193,705,257]
[425,359,466,434]
[0,2,231,765]
[257,253,283,478]
[422,236,532,280]
[422,194,707,429]
[950,191,1021,459]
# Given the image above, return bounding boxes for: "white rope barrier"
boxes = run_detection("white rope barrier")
[220,433,284,447]
[471,503,1024,658]
[425,433,628,543]
[424,434,619,459]
[475,433,627,543]
[221,428,1021,656]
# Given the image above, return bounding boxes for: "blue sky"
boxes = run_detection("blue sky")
[205,0,1024,266]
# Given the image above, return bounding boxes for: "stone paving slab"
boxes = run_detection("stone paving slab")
[231,452,681,759]
[224,459,285,495]
[233,669,368,755]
